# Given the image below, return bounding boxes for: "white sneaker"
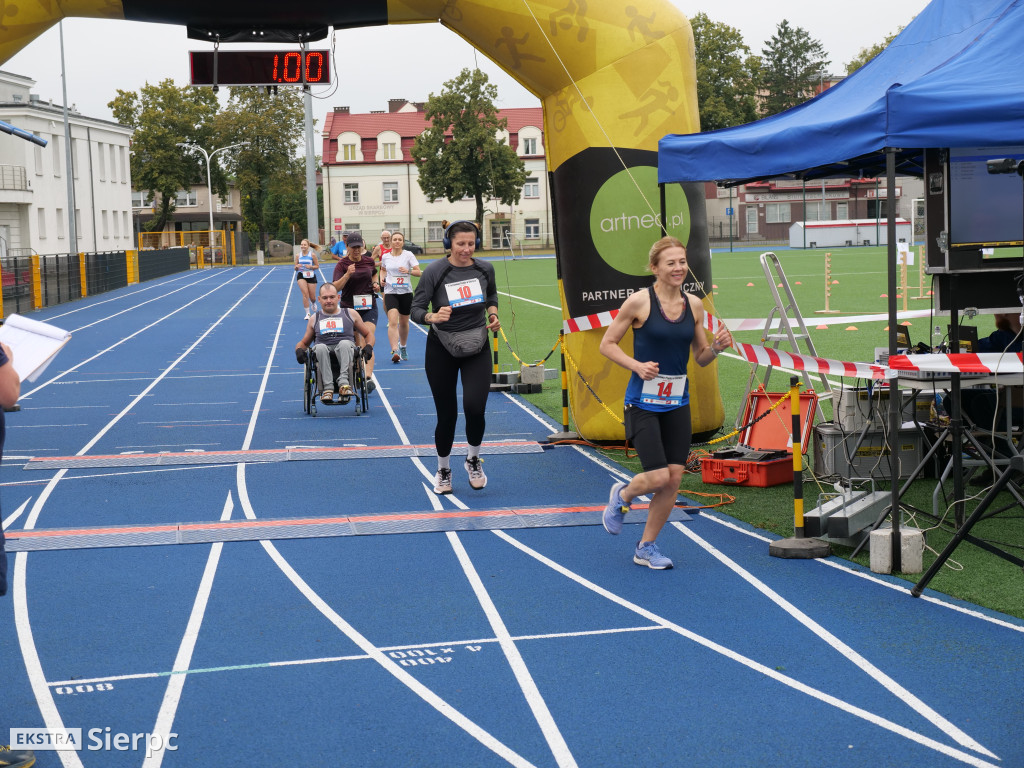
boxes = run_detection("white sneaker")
[433,467,453,494]
[304,311,311,320]
[464,457,487,490]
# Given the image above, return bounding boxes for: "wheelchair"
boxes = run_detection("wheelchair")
[302,343,371,416]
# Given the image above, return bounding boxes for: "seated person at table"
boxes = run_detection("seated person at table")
[295,283,375,404]
[944,313,1024,484]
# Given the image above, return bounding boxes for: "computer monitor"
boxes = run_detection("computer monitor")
[949,324,979,353]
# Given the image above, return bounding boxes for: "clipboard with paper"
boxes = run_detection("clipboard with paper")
[0,314,71,382]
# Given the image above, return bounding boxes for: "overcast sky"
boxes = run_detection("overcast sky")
[4,0,929,133]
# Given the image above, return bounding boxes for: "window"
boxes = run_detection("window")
[428,221,445,241]
[34,134,43,175]
[56,208,65,238]
[120,146,128,182]
[98,143,106,181]
[131,190,150,208]
[521,137,537,155]
[381,142,397,160]
[867,199,888,219]
[804,202,824,221]
[52,135,61,177]
[37,208,46,238]
[383,182,399,203]
[343,183,359,204]
[525,218,541,239]
[102,210,109,239]
[836,201,849,219]
[175,189,198,207]
[346,223,361,239]
[342,143,357,161]
[745,206,758,234]
[523,177,540,198]
[765,203,791,223]
[123,212,131,239]
[384,221,401,233]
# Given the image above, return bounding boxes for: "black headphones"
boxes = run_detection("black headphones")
[442,221,481,250]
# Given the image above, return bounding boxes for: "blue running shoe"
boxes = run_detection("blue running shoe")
[634,541,673,569]
[400,345,409,361]
[602,481,629,534]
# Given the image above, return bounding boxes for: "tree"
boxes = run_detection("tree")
[757,20,830,117]
[108,80,222,232]
[411,68,528,243]
[265,156,314,243]
[214,86,305,251]
[846,27,904,74]
[690,13,759,131]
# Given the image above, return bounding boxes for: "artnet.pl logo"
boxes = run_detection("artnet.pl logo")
[10,728,178,757]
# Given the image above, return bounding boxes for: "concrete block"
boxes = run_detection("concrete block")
[869,527,925,574]
[520,364,545,386]
[512,382,542,394]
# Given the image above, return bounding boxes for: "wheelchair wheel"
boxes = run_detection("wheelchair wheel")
[308,350,319,417]
[353,353,369,413]
[303,356,313,415]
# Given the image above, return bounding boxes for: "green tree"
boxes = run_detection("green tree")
[411,68,528,244]
[264,156,314,243]
[214,86,305,251]
[690,12,758,131]
[846,27,904,74]
[758,20,830,117]
[108,80,222,232]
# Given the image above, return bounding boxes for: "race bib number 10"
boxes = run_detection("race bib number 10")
[445,278,484,308]
[641,374,686,407]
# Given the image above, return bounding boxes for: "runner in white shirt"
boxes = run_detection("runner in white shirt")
[380,231,422,362]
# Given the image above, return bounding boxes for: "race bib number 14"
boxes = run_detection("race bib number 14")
[641,374,686,407]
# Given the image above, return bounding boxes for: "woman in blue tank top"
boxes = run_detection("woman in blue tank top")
[598,236,733,570]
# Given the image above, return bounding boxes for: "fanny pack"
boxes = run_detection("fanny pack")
[433,324,488,358]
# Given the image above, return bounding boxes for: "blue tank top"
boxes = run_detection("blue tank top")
[298,252,315,271]
[313,309,355,347]
[624,286,695,412]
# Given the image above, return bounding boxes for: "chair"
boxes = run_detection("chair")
[302,344,370,416]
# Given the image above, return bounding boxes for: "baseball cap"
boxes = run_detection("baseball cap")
[346,233,364,248]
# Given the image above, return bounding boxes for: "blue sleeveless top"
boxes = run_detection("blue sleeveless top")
[624,286,695,412]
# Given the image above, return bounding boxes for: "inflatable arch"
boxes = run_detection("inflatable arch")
[1,0,723,439]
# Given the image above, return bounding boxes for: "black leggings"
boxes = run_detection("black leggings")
[424,331,491,457]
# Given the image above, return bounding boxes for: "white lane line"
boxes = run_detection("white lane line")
[13,270,277,768]
[66,269,231,335]
[255,535,540,768]
[2,497,32,529]
[50,625,666,687]
[142,492,234,768]
[21,268,257,399]
[671,521,995,758]
[448,531,579,768]
[699,511,1024,634]
[492,530,1001,768]
[497,290,559,311]
[42,271,205,323]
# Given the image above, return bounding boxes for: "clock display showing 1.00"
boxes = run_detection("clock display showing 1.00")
[189,50,331,87]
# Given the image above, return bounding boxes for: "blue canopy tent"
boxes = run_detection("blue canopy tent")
[657,0,1024,578]
[657,0,1024,185]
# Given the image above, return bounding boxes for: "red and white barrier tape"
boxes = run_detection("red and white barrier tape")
[734,343,889,380]
[888,353,1024,374]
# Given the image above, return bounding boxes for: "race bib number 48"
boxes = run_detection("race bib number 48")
[641,374,686,407]
[445,278,484,308]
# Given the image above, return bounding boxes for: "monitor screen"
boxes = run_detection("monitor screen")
[948,146,1024,250]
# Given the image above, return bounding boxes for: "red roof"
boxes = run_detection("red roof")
[322,105,543,165]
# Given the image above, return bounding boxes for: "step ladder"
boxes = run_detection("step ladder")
[737,252,835,429]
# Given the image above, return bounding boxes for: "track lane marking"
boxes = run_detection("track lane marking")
[448,531,579,768]
[492,529,1002,768]
[671,521,995,758]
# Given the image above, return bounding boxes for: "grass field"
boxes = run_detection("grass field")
[474,246,1024,620]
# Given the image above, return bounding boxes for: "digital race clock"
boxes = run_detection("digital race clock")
[189,50,331,87]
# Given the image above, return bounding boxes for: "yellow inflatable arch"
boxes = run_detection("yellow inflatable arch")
[1,0,723,439]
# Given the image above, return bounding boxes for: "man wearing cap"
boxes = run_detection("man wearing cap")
[332,233,380,387]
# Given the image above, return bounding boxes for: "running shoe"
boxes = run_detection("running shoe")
[392,349,401,363]
[338,384,353,404]
[400,345,408,361]
[433,467,453,494]
[464,456,487,490]
[602,481,630,534]
[304,311,311,320]
[634,541,673,569]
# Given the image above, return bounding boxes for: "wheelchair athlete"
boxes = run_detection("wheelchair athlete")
[296,283,375,405]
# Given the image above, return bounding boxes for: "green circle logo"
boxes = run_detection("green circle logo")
[589,166,691,276]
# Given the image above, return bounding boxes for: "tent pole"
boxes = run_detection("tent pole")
[659,183,667,237]
[886,147,903,573]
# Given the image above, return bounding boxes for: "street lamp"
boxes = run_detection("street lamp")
[176,141,248,262]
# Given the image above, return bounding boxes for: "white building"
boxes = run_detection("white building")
[321,100,551,251]
[0,70,134,258]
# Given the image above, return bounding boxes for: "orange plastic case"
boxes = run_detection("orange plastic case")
[700,390,818,488]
